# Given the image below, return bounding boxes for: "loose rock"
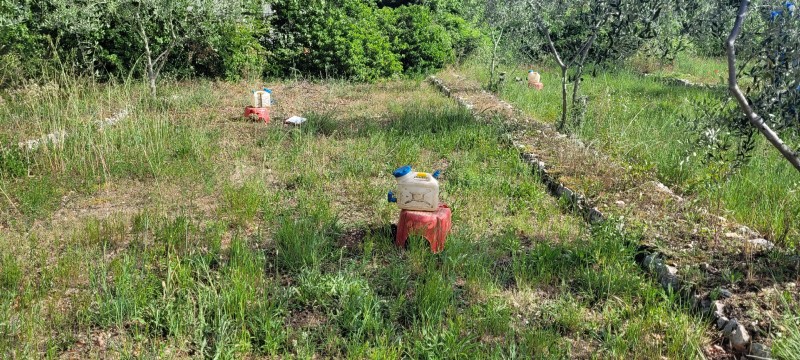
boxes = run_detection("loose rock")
[748,238,775,251]
[713,301,726,319]
[718,288,733,299]
[722,319,751,352]
[729,323,751,352]
[659,265,680,290]
[737,226,760,238]
[716,316,729,330]
[749,343,770,358]
[724,232,744,240]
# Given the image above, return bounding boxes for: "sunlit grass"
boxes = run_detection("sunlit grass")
[459,52,800,245]
[0,78,709,358]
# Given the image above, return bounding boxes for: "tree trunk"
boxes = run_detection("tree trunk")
[726,0,800,173]
[489,28,504,90]
[560,66,569,130]
[542,26,570,130]
[138,18,157,97]
[571,33,597,109]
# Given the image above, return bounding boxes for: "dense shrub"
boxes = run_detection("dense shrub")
[437,12,482,62]
[266,0,400,80]
[0,1,46,87]
[386,5,454,74]
[198,21,269,81]
[0,0,478,85]
[267,1,477,80]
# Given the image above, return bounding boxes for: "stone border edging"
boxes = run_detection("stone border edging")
[641,73,726,90]
[428,75,771,358]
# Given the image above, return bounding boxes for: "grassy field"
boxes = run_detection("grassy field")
[628,53,728,85]
[0,79,712,358]
[460,54,800,247]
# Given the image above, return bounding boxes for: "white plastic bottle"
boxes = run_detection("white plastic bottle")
[389,166,439,212]
[252,90,271,108]
[527,70,541,87]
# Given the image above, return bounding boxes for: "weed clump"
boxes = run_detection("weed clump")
[0,146,29,178]
[275,216,337,274]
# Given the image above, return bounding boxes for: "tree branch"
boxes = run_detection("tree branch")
[726,0,800,172]
[541,25,566,70]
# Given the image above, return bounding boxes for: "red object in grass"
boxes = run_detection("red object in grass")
[244,106,270,123]
[530,82,544,90]
[395,204,452,254]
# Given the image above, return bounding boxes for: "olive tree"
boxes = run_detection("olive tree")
[526,0,668,131]
[480,0,529,91]
[43,0,253,95]
[726,0,800,172]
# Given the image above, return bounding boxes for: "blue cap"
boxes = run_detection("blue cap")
[263,88,272,94]
[529,70,534,73]
[393,165,412,178]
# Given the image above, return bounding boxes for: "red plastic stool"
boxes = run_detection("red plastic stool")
[395,204,452,253]
[244,106,270,123]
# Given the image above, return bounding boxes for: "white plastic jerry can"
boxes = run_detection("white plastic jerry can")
[252,89,272,108]
[527,70,541,86]
[388,166,440,212]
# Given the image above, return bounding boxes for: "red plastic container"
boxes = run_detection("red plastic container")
[244,106,270,123]
[395,204,452,253]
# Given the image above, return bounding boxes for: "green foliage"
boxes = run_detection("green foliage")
[773,313,800,360]
[0,0,477,84]
[388,5,454,74]
[268,0,471,80]
[437,12,482,61]
[206,22,268,81]
[0,147,30,178]
[0,1,44,87]
[740,3,800,147]
[87,217,288,358]
[268,0,401,80]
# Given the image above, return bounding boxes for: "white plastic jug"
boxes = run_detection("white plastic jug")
[252,90,271,108]
[389,166,440,212]
[527,70,541,86]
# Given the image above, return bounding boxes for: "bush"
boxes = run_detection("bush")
[387,5,454,74]
[207,21,268,81]
[437,12,482,62]
[268,0,401,81]
[268,0,477,80]
[0,0,477,84]
[0,146,29,179]
[0,1,45,86]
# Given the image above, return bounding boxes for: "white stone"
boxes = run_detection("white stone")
[724,232,744,240]
[748,238,775,251]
